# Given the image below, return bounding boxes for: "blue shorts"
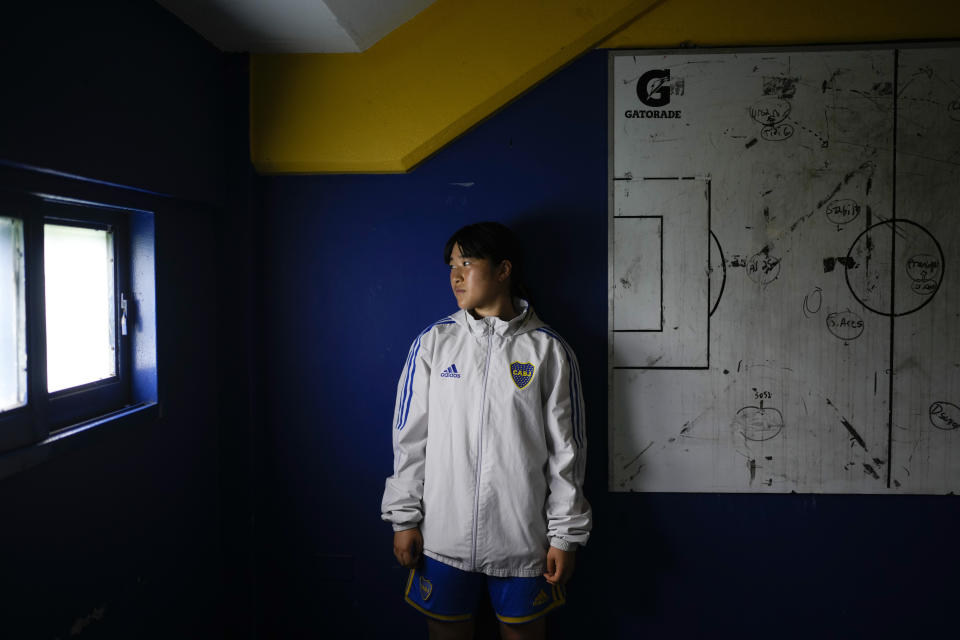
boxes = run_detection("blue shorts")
[404,555,566,625]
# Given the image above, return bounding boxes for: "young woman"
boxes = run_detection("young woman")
[381,222,591,640]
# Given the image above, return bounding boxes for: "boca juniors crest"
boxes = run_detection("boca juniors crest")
[419,576,433,601]
[510,362,535,390]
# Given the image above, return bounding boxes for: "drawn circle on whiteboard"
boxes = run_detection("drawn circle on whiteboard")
[929,402,960,431]
[734,406,784,441]
[905,253,941,282]
[760,123,794,141]
[803,287,822,316]
[709,231,726,316]
[844,220,945,316]
[948,99,960,122]
[746,252,781,285]
[825,310,865,341]
[749,97,791,125]
[910,279,937,295]
[825,199,861,226]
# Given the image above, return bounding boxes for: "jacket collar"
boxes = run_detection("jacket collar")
[454,298,543,338]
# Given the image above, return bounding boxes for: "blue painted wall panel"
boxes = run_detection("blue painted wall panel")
[0,1,234,637]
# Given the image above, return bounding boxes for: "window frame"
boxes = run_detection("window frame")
[42,203,131,427]
[0,166,159,464]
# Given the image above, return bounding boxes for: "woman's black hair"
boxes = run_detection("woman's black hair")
[443,221,529,301]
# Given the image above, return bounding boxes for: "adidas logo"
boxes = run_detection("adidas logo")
[440,364,461,378]
[532,589,549,606]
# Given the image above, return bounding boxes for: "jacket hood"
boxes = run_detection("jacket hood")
[451,298,545,338]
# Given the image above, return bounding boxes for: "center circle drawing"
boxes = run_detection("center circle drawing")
[709,231,726,316]
[845,219,945,317]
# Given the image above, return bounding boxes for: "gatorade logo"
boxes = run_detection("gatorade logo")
[637,69,671,107]
[626,68,683,120]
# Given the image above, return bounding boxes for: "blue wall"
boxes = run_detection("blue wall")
[260,50,960,638]
[0,2,257,637]
[0,1,229,205]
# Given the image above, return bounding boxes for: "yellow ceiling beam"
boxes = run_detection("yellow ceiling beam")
[251,0,660,174]
[600,0,960,48]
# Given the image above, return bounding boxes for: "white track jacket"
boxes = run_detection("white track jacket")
[381,300,592,577]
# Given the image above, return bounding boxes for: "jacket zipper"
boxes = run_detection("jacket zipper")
[471,327,493,571]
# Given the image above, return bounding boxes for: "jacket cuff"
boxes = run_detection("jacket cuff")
[549,537,577,552]
[392,522,420,532]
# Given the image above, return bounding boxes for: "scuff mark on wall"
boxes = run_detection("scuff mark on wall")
[69,605,106,636]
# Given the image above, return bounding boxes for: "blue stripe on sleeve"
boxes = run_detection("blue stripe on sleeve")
[397,318,455,431]
[535,327,583,447]
[395,339,420,430]
[540,329,582,447]
[398,332,427,430]
[540,329,583,432]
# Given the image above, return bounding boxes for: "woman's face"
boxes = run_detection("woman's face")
[449,243,508,312]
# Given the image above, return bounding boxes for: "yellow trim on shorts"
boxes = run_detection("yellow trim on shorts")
[403,568,473,623]
[494,583,567,625]
[405,569,416,597]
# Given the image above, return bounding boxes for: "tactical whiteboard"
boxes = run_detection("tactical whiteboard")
[609,46,960,494]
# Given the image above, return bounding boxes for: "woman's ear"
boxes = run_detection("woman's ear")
[497,259,513,282]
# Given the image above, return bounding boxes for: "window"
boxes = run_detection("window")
[45,222,117,393]
[0,216,26,414]
[0,173,158,461]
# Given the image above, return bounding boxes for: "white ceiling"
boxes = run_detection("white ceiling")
[157,0,437,53]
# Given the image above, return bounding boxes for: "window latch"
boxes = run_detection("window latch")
[121,293,128,336]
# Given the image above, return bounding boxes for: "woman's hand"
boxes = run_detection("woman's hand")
[542,546,576,585]
[393,527,423,568]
